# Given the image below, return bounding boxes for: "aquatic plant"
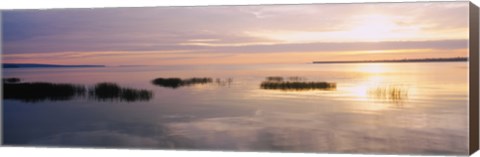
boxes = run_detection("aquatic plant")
[3,77,21,83]
[265,76,306,82]
[3,79,153,103]
[182,78,213,85]
[260,81,336,91]
[368,86,408,104]
[89,82,122,99]
[261,76,335,91]
[266,76,284,82]
[152,77,213,88]
[3,82,86,102]
[151,78,183,88]
[287,76,306,81]
[120,88,153,102]
[89,82,152,102]
[215,78,233,87]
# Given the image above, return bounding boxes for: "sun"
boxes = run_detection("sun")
[347,15,397,42]
[246,14,420,43]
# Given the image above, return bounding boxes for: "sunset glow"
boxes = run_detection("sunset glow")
[2,2,469,66]
[2,2,471,154]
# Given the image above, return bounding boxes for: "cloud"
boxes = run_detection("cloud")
[3,39,467,66]
[203,39,468,54]
[1,2,469,65]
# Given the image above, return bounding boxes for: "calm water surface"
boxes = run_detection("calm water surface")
[3,62,468,155]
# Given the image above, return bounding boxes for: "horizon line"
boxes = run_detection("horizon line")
[312,56,468,64]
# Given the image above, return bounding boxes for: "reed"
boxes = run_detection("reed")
[151,78,183,88]
[260,81,336,91]
[152,77,213,88]
[3,78,153,103]
[3,82,86,102]
[287,76,306,81]
[89,82,122,99]
[182,78,213,85]
[215,78,233,86]
[89,82,152,102]
[265,76,306,82]
[3,77,21,83]
[368,86,408,103]
[266,76,284,82]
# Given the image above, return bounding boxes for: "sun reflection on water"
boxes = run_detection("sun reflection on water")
[342,63,414,112]
[355,63,389,74]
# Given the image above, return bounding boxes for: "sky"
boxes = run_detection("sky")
[1,2,469,66]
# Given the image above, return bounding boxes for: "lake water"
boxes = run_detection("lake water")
[2,62,469,155]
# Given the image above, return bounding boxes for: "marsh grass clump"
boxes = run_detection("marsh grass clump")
[215,78,233,87]
[3,77,21,83]
[89,82,152,102]
[287,76,306,81]
[266,76,284,82]
[120,88,153,102]
[3,82,86,102]
[151,78,183,88]
[152,77,213,88]
[182,78,213,85]
[261,81,336,91]
[90,82,121,99]
[3,79,153,103]
[266,76,307,82]
[261,77,335,91]
[368,86,408,103]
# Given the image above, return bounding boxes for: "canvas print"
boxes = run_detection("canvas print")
[1,1,476,155]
